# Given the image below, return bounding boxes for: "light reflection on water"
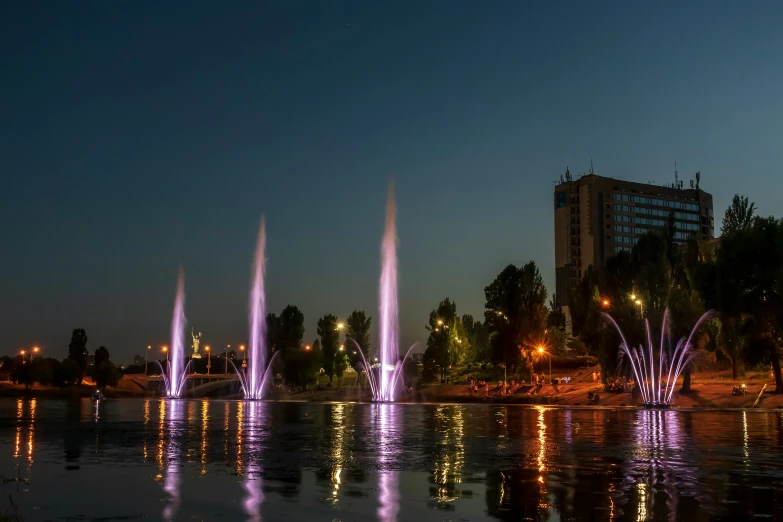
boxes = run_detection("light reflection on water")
[2,400,783,521]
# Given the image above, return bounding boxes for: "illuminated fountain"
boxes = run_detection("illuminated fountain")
[603,309,713,408]
[350,183,414,402]
[158,267,191,398]
[235,217,280,399]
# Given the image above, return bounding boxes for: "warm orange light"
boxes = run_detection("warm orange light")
[33,346,39,353]
[239,345,245,351]
[147,345,151,350]
[437,319,443,326]
[305,345,311,351]
[162,346,168,352]
[537,346,545,354]
[602,299,610,307]
[20,350,25,356]
[205,346,210,352]
[337,323,344,329]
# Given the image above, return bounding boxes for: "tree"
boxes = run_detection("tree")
[721,194,756,236]
[424,298,458,383]
[67,329,89,384]
[344,310,372,370]
[317,314,340,384]
[716,216,783,392]
[334,352,349,387]
[462,314,490,363]
[277,306,305,385]
[266,313,281,354]
[94,346,109,368]
[296,339,323,388]
[547,294,571,355]
[92,346,113,388]
[484,262,548,374]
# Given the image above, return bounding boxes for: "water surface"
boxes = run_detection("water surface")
[1,399,781,521]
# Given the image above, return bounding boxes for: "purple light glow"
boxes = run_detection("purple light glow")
[377,404,399,522]
[350,183,415,401]
[378,182,399,401]
[246,217,268,399]
[603,308,714,406]
[243,401,264,520]
[162,400,183,520]
[160,267,190,398]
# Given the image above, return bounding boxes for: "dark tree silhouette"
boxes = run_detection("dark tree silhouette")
[67,329,89,384]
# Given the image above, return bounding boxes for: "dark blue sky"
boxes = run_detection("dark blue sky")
[2,1,782,363]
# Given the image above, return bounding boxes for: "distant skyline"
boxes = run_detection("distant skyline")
[2,2,783,362]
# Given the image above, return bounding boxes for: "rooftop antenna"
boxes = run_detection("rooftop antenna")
[589,158,594,175]
[695,171,701,190]
[674,161,678,189]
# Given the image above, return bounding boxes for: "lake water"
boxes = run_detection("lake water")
[1,399,782,521]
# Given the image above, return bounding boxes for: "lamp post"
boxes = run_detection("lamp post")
[240,345,246,369]
[20,350,26,364]
[32,347,39,362]
[146,345,151,375]
[225,345,230,375]
[538,346,551,383]
[162,346,169,375]
[205,346,211,375]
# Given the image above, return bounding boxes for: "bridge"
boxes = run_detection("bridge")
[124,373,243,398]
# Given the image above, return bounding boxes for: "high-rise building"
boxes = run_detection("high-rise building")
[553,170,714,312]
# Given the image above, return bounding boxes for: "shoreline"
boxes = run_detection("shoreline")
[3,380,781,410]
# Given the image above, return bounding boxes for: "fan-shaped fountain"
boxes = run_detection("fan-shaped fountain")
[603,308,714,408]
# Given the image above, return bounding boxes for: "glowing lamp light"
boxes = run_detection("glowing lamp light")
[305,345,311,351]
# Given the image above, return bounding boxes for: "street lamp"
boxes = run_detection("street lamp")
[20,350,26,364]
[205,346,211,374]
[240,345,246,369]
[146,345,151,375]
[162,346,169,375]
[305,345,311,351]
[225,345,230,375]
[538,346,551,383]
[336,323,344,331]
[32,347,39,361]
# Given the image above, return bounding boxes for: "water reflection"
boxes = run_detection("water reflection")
[432,405,465,504]
[243,401,266,521]
[161,400,184,521]
[12,399,36,464]
[377,403,399,522]
[4,401,783,521]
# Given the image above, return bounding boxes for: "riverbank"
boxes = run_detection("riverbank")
[4,377,781,410]
[0,381,151,399]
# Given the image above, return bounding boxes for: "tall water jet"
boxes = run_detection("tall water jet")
[349,183,415,401]
[378,182,399,401]
[247,217,268,399]
[160,267,190,398]
[235,216,280,399]
[604,308,714,407]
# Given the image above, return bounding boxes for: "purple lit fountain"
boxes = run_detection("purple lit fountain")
[159,267,192,398]
[351,183,415,402]
[604,308,714,408]
[235,217,280,400]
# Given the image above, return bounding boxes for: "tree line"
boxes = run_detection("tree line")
[569,193,783,392]
[419,194,782,393]
[1,328,121,389]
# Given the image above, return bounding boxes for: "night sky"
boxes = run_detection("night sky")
[2,2,782,363]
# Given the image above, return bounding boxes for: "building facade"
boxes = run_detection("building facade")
[553,172,714,309]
